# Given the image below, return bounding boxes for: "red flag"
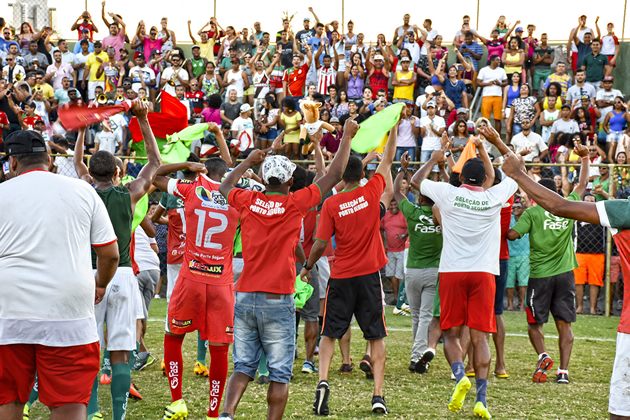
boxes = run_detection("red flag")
[57,102,132,131]
[128,92,188,142]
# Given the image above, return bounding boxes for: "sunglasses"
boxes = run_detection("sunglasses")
[6,58,12,61]
[150,32,157,35]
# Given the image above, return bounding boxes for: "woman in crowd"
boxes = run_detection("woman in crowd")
[279,97,302,160]
[476,29,509,66]
[507,83,540,140]
[17,22,38,50]
[332,89,350,119]
[614,150,630,198]
[450,119,471,161]
[434,35,448,59]
[305,82,317,101]
[502,72,522,123]
[603,96,630,144]
[574,106,594,140]
[345,64,365,102]
[201,93,222,125]
[475,117,493,156]
[541,82,564,110]
[331,31,347,89]
[158,17,176,52]
[502,37,525,79]
[242,52,254,106]
[257,93,280,149]
[199,61,221,97]
[325,85,338,112]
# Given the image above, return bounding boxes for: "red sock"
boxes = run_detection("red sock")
[164,334,185,402]
[208,345,229,417]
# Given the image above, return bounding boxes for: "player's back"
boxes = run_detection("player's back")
[93,185,133,268]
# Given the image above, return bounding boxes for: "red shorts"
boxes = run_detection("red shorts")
[439,272,496,333]
[0,342,99,407]
[168,275,235,343]
[571,52,579,71]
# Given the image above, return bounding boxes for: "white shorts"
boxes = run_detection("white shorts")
[166,263,182,303]
[315,257,330,299]
[133,277,144,320]
[94,267,137,351]
[88,81,105,100]
[386,251,405,279]
[609,332,630,416]
[233,257,244,284]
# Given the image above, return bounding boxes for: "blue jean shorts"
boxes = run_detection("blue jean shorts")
[233,291,296,383]
[420,149,439,172]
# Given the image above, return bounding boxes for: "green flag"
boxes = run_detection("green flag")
[161,123,210,164]
[130,137,169,165]
[120,175,148,232]
[350,102,405,153]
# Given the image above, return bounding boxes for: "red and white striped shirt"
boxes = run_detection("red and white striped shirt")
[317,67,337,95]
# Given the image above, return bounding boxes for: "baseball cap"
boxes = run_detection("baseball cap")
[426,101,436,108]
[425,86,436,95]
[457,107,468,114]
[239,103,252,113]
[304,17,310,21]
[262,155,296,184]
[151,49,161,55]
[330,117,339,123]
[374,54,384,60]
[603,76,614,82]
[515,27,524,32]
[461,157,486,184]
[580,95,590,100]
[81,28,89,33]
[561,103,571,109]
[400,56,410,62]
[94,41,102,47]
[1,130,47,161]
[192,45,201,49]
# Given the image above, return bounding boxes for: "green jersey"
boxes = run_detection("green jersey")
[592,176,610,202]
[399,199,443,269]
[512,191,580,278]
[92,186,133,268]
[190,57,206,77]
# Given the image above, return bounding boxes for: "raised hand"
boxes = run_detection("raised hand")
[343,115,361,137]
[400,151,410,170]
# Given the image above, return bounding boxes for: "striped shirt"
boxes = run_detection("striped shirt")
[317,66,337,95]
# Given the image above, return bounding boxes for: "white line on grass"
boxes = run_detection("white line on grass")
[147,319,616,342]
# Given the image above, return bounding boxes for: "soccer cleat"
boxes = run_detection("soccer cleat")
[415,348,435,374]
[23,404,29,420]
[133,353,157,371]
[313,380,330,416]
[555,372,570,384]
[371,395,389,414]
[448,377,471,413]
[393,307,410,316]
[163,399,188,420]
[257,374,270,385]
[340,360,354,374]
[99,373,111,385]
[161,359,166,376]
[408,361,416,372]
[302,360,318,374]
[218,414,234,419]
[360,355,374,380]
[474,401,492,418]
[314,346,319,355]
[129,382,143,400]
[194,361,209,377]
[88,413,103,420]
[533,353,554,383]
[401,303,411,314]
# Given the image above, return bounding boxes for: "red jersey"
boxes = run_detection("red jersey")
[159,192,186,264]
[186,91,204,114]
[78,23,95,41]
[499,196,514,260]
[168,175,239,285]
[22,115,43,130]
[316,173,388,279]
[0,111,8,142]
[227,184,322,294]
[369,69,389,99]
[380,210,407,253]
[283,63,309,97]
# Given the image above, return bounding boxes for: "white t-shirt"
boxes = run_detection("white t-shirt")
[129,65,156,93]
[596,88,623,122]
[161,66,189,97]
[420,28,438,55]
[134,226,160,272]
[73,52,90,81]
[511,131,548,162]
[541,109,559,143]
[109,113,127,147]
[420,115,446,150]
[402,41,421,63]
[550,118,580,135]
[419,177,518,275]
[95,130,120,154]
[0,171,116,346]
[415,95,428,118]
[601,35,618,56]
[566,84,597,108]
[477,66,507,97]
[54,149,78,178]
[397,117,421,147]
[232,116,255,151]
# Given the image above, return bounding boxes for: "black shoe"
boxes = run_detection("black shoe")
[360,355,374,380]
[408,361,416,372]
[371,395,388,414]
[415,349,435,374]
[313,380,330,416]
[555,372,570,384]
[257,375,270,385]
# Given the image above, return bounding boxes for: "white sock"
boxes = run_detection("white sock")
[557,369,568,375]
[538,352,547,360]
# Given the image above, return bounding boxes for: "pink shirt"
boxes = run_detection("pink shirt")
[201,107,221,125]
[380,210,407,253]
[143,37,165,62]
[102,33,125,60]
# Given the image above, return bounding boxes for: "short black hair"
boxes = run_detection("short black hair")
[316,22,324,29]
[282,97,296,112]
[342,155,363,183]
[182,153,200,177]
[204,157,227,177]
[290,165,307,192]
[208,93,222,109]
[13,152,48,166]
[89,150,117,181]
[539,178,559,194]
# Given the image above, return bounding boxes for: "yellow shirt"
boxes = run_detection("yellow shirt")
[86,51,109,82]
[199,40,216,65]
[394,70,414,101]
[281,111,302,144]
[36,83,54,100]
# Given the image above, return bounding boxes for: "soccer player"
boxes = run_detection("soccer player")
[218,118,359,420]
[501,151,630,420]
[303,121,399,415]
[152,123,235,420]
[73,99,161,420]
[410,128,517,419]
[507,141,589,385]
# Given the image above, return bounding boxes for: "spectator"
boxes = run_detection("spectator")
[338,99,365,125]
[392,57,416,105]
[459,32,483,71]
[540,95,559,144]
[596,76,622,141]
[73,29,94,54]
[549,104,580,146]
[603,96,629,146]
[231,104,255,156]
[71,11,98,41]
[82,41,107,100]
[450,119,471,161]
[101,10,126,61]
[331,89,349,119]
[532,33,554,95]
[574,106,594,140]
[220,89,241,125]
[436,62,468,110]
[396,104,420,161]
[128,53,156,94]
[96,46,123,94]
[476,25,515,66]
[506,201,529,311]
[601,22,619,76]
[566,69,597,110]
[380,198,408,315]
[567,15,597,72]
[279,96,302,159]
[392,13,414,45]
[507,83,540,139]
[477,55,507,133]
[593,162,613,201]
[419,101,445,177]
[161,54,189,97]
[256,93,280,149]
[137,23,168,63]
[187,21,216,65]
[283,46,312,104]
[614,151,630,198]
[23,41,49,72]
[582,38,608,89]
[502,37,525,79]
[573,193,605,315]
[366,49,390,100]
[2,53,26,84]
[511,118,548,162]
[543,62,571,101]
[321,116,342,155]
[502,72,521,122]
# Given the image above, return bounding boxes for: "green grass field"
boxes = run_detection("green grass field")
[29,299,619,419]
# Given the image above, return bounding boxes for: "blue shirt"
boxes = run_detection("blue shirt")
[73,41,94,55]
[442,79,466,108]
[461,42,483,71]
[508,214,530,256]
[0,39,18,53]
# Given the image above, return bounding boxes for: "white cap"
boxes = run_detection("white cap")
[426,101,436,108]
[239,104,252,113]
[374,54,385,61]
[424,86,436,95]
[262,156,296,184]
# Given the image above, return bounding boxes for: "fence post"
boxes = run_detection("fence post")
[605,228,612,317]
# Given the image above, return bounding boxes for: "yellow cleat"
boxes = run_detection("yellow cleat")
[474,401,492,419]
[448,377,471,413]
[163,399,188,420]
[194,361,209,377]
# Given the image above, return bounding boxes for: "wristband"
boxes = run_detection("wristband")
[580,156,589,160]
[303,263,313,271]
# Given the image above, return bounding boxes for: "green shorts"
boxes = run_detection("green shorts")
[533,70,552,91]
[433,275,440,318]
[507,255,530,288]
